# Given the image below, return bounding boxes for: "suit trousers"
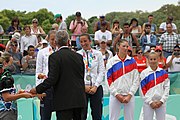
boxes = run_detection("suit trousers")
[83,85,103,120]
[40,88,54,120]
[56,107,85,120]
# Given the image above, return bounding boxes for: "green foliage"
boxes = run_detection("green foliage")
[0,3,180,34]
[42,19,52,34]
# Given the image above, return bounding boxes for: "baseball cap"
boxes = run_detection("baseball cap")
[41,39,48,44]
[12,32,21,41]
[75,12,81,16]
[155,46,162,51]
[99,15,105,18]
[54,14,62,20]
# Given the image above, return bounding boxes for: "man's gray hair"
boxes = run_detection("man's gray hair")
[55,30,69,46]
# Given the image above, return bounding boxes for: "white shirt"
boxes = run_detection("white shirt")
[35,46,54,86]
[20,34,38,52]
[77,48,105,87]
[94,30,112,43]
[144,34,151,52]
[166,56,180,72]
[159,22,177,31]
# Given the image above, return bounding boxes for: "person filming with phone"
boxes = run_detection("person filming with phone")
[166,45,180,72]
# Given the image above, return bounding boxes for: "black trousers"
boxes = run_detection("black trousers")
[56,107,85,120]
[83,85,103,120]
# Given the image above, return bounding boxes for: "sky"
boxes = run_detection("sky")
[0,0,179,20]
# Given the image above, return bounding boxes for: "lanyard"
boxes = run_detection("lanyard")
[82,49,93,73]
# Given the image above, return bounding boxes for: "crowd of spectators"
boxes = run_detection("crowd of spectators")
[0,12,180,76]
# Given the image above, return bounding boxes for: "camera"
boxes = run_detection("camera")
[173,52,179,56]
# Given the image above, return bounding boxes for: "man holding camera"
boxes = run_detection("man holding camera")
[166,45,180,72]
[69,11,88,47]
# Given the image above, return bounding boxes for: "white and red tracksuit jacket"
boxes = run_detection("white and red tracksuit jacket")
[140,67,170,105]
[106,55,140,96]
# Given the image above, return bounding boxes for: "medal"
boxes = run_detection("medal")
[86,75,92,81]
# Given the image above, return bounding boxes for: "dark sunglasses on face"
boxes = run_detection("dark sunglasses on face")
[11,44,18,47]
[137,52,142,54]
[155,50,162,52]
[174,50,180,52]
[33,22,38,24]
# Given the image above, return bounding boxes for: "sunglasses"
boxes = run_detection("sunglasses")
[137,52,142,54]
[174,50,180,52]
[155,50,162,52]
[11,44,18,47]
[33,22,38,23]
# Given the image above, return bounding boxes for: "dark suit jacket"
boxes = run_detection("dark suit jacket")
[36,47,86,111]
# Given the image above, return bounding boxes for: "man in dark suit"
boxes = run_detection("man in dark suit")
[30,30,86,120]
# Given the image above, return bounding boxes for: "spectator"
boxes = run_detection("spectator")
[94,21,112,48]
[142,14,157,34]
[155,46,166,69]
[0,25,4,35]
[51,23,59,31]
[41,39,48,49]
[111,20,123,42]
[31,18,45,45]
[8,41,22,74]
[21,45,36,75]
[6,17,22,35]
[159,16,177,34]
[141,24,157,53]
[5,32,21,52]
[166,45,180,72]
[129,18,142,35]
[54,14,67,31]
[127,46,133,57]
[99,39,113,96]
[69,11,88,46]
[94,15,110,32]
[106,39,139,120]
[140,52,170,120]
[1,52,16,74]
[20,25,38,56]
[0,44,5,52]
[77,33,105,120]
[159,23,180,58]
[113,23,139,53]
[99,39,113,67]
[31,18,45,35]
[134,48,147,73]
[0,57,33,120]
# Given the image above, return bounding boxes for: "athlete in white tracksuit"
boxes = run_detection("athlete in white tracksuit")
[106,40,140,120]
[140,52,170,120]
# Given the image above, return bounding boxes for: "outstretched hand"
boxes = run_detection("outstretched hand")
[30,88,37,94]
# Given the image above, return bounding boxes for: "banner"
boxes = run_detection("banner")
[13,74,180,120]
